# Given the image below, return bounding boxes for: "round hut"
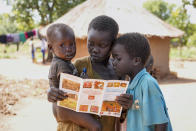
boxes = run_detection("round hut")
[40,0,184,77]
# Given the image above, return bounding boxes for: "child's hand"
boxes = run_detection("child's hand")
[47,87,68,103]
[116,94,133,109]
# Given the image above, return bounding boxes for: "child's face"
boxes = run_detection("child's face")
[112,44,135,76]
[87,28,112,62]
[51,35,76,61]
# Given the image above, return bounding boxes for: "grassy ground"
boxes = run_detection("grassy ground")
[0,39,44,61]
[170,46,196,60]
[0,44,20,59]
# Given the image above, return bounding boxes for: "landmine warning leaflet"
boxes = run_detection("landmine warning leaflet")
[57,73,129,117]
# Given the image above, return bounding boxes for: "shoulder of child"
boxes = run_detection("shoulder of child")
[56,60,73,75]
[140,74,161,95]
[73,56,89,65]
[73,56,90,72]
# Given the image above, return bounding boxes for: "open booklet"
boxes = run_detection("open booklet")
[57,73,129,117]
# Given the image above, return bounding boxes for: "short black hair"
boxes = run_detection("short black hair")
[115,32,151,65]
[88,15,119,42]
[47,23,74,44]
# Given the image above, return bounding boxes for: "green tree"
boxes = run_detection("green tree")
[187,32,196,46]
[0,13,18,34]
[12,10,37,31]
[143,0,175,21]
[194,0,196,7]
[182,0,196,8]
[187,24,196,46]
[143,0,196,46]
[167,0,196,46]
[167,6,193,46]
[13,0,86,29]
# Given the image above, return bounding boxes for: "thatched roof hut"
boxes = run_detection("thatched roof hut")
[41,0,184,78]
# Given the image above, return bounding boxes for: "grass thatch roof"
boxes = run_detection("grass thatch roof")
[40,0,184,39]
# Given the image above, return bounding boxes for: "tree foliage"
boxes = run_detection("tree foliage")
[167,6,194,46]
[143,0,175,21]
[0,13,18,34]
[194,0,196,7]
[182,0,196,8]
[12,0,86,31]
[187,32,196,46]
[143,0,196,46]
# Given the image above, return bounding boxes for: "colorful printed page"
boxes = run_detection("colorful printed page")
[77,79,105,115]
[100,80,129,117]
[57,73,83,111]
[57,73,129,117]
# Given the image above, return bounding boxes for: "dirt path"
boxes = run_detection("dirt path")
[0,57,56,131]
[0,58,196,131]
[159,60,196,131]
[2,97,57,131]
[0,57,50,80]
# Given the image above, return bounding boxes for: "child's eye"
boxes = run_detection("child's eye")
[100,44,107,48]
[69,42,74,47]
[99,42,109,48]
[116,57,121,61]
[117,58,121,61]
[88,41,94,47]
[60,43,64,47]
[112,56,121,62]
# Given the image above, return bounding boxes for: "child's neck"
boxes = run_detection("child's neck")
[54,55,71,62]
[128,66,144,80]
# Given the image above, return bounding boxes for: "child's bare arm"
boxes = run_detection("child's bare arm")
[56,106,102,131]
[154,123,167,131]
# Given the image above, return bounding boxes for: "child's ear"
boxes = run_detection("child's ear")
[134,57,142,66]
[48,43,52,50]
